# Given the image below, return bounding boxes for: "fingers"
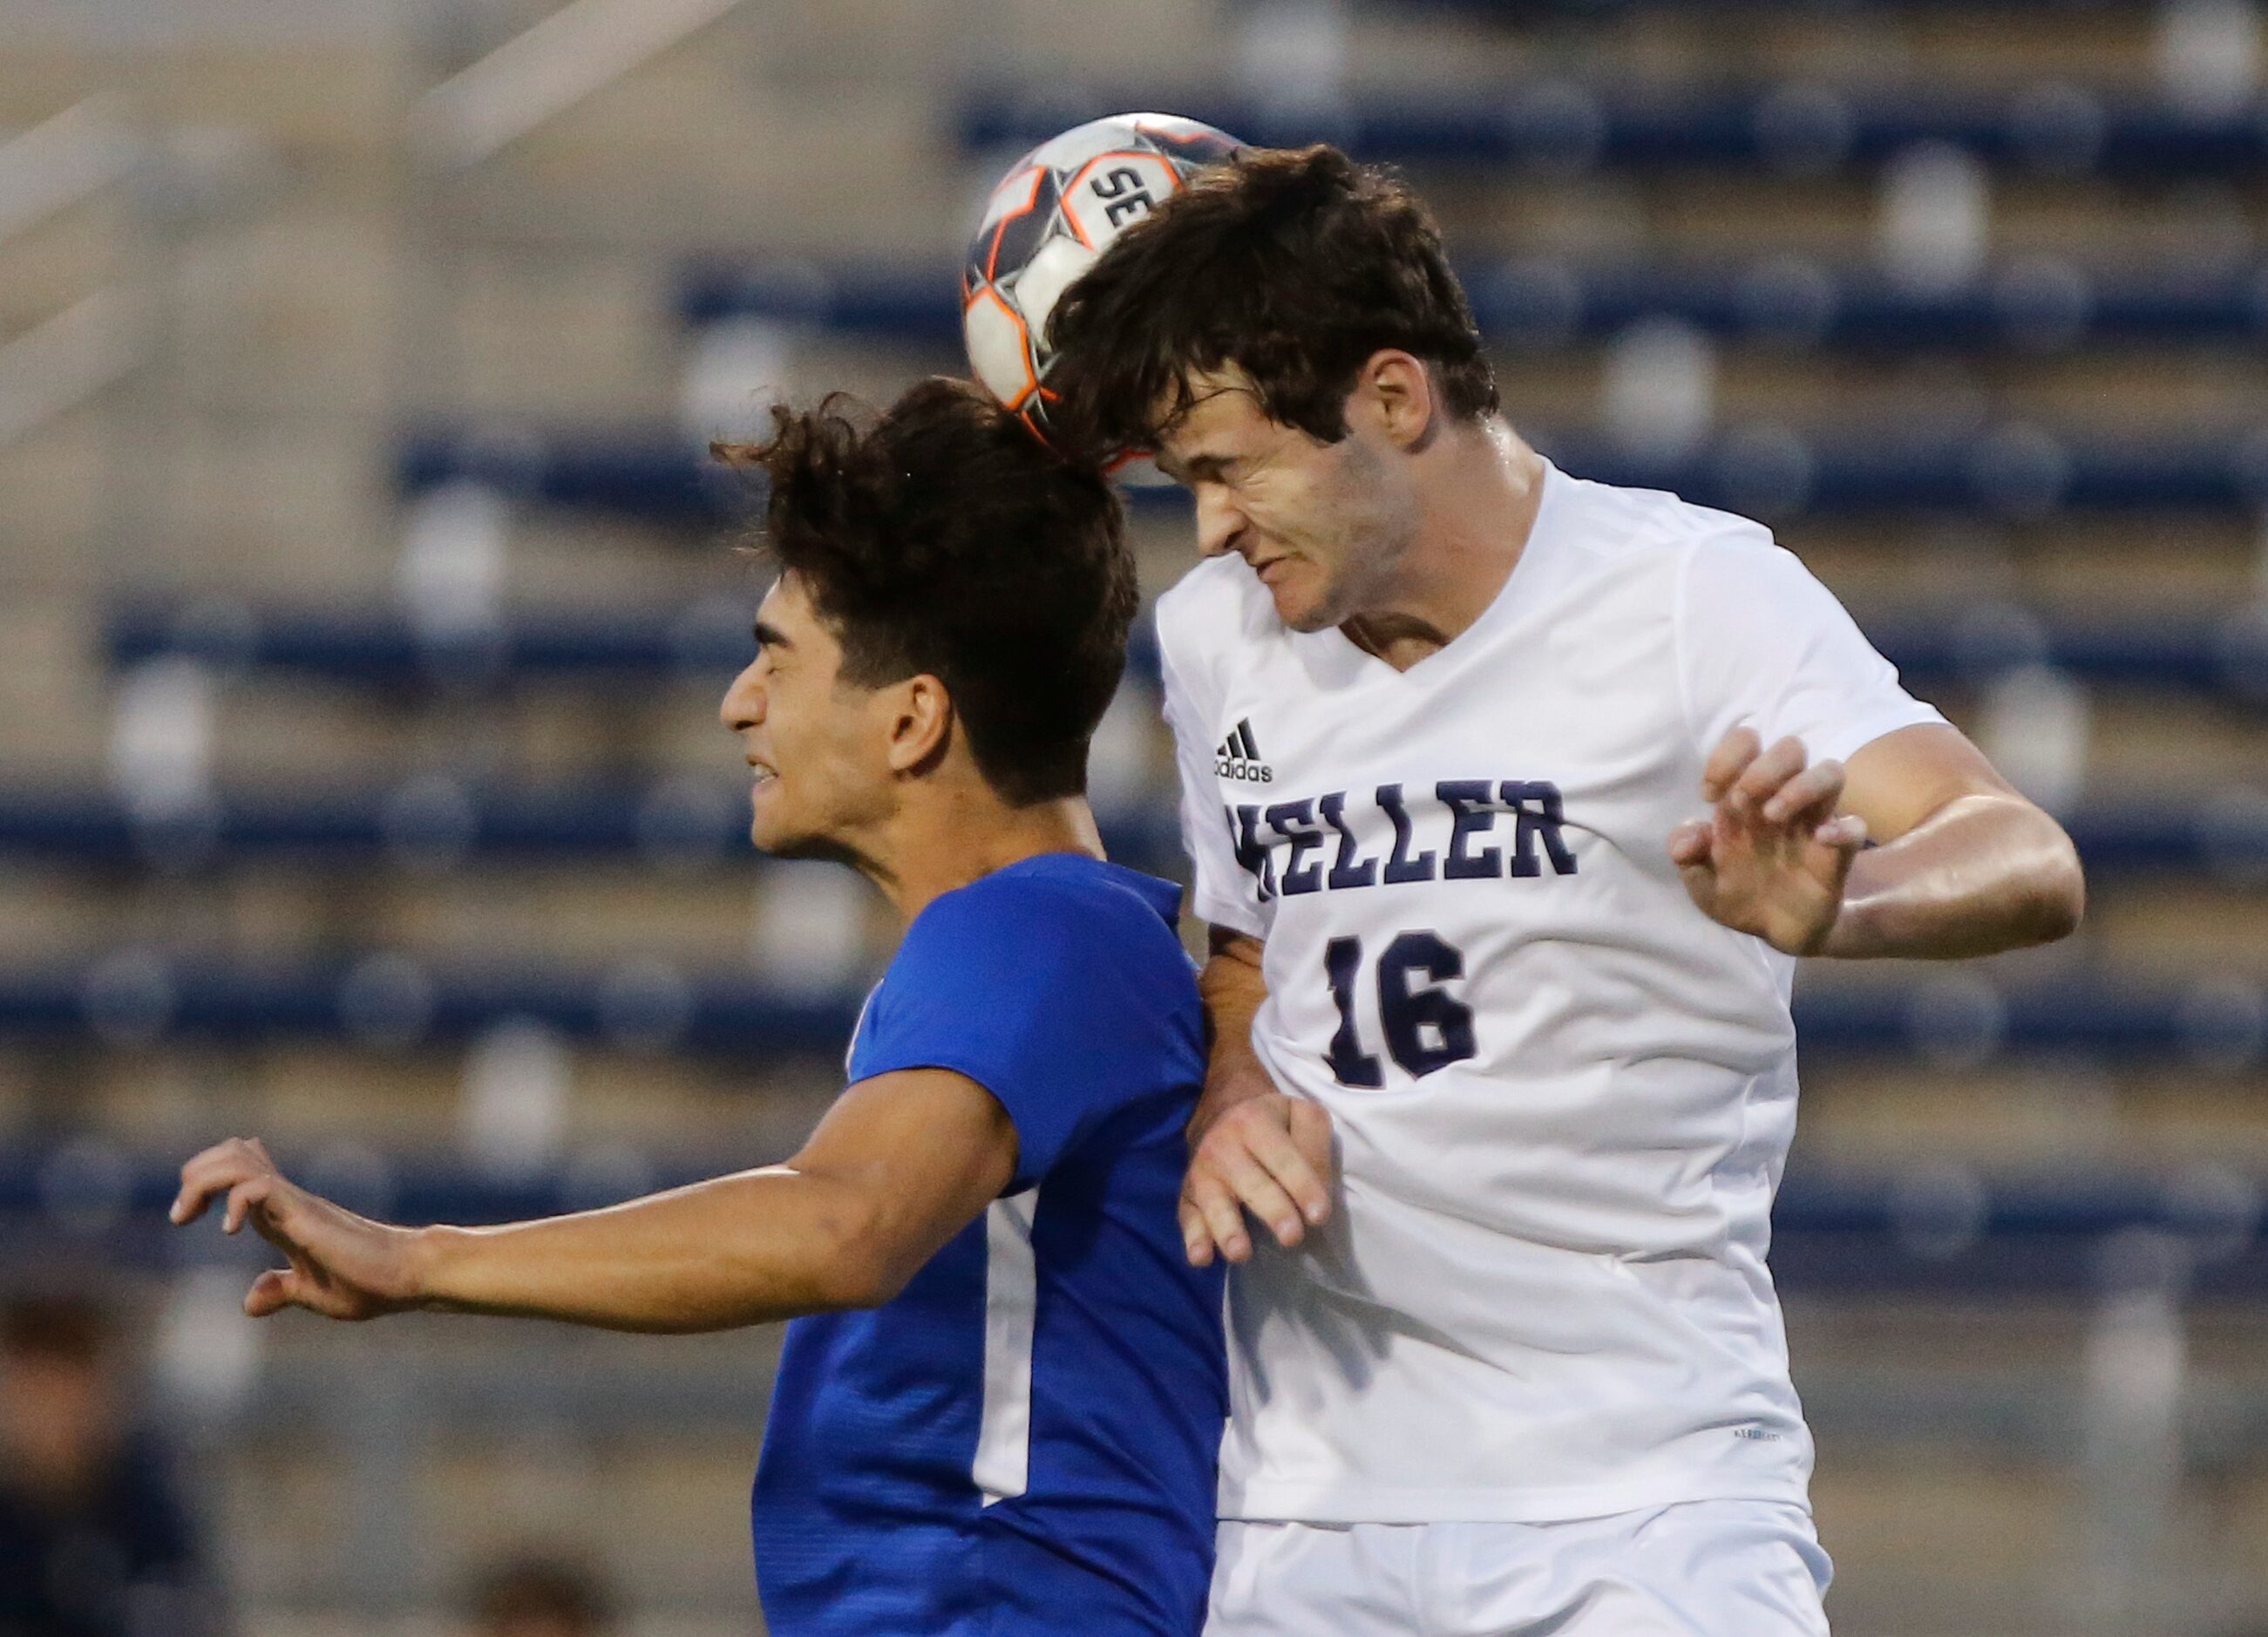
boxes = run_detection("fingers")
[1281,1099,1336,1228]
[1728,736,1809,818]
[1813,812,1868,855]
[1177,1197,1218,1267]
[1667,818,1715,868]
[1180,1169,1249,1265]
[244,1267,303,1319]
[1700,725,1761,803]
[172,1137,278,1227]
[1233,1103,1331,1231]
[1761,757,1845,827]
[222,1176,275,1236]
[1216,1143,1307,1250]
[1178,1096,1341,1265]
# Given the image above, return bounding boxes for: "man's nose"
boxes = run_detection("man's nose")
[1193,485,1246,560]
[719,662,768,732]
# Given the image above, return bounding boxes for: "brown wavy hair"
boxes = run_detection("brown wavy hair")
[1045,145,1498,461]
[712,377,1133,806]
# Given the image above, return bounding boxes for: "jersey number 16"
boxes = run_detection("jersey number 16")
[1321,932,1477,1086]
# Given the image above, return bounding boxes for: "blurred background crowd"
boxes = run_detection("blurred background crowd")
[3,0,2268,1632]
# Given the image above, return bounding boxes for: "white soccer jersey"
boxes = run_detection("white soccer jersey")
[1156,462,1945,1525]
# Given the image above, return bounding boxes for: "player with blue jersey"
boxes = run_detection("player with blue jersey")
[172,378,1226,1636]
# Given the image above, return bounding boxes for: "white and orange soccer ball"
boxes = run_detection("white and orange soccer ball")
[962,112,1243,456]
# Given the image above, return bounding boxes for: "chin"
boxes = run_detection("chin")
[752,808,862,868]
[748,794,798,857]
[1270,584,1341,634]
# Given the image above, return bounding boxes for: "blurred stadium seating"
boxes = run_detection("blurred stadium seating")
[4,0,2268,1633]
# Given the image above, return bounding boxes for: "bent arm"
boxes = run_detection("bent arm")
[1181,926,1334,1265]
[1823,723,2085,960]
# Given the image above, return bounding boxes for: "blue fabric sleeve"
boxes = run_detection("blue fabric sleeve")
[851,877,1121,1193]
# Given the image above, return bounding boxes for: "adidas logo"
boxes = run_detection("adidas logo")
[1215,718,1273,784]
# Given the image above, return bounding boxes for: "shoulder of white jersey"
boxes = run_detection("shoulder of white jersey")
[1152,555,1273,690]
[1549,465,1776,566]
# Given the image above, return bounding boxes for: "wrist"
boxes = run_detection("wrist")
[1189,1062,1278,1147]
[1812,886,1878,957]
[402,1223,464,1309]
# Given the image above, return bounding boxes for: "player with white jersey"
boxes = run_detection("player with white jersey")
[1048,146,2086,1635]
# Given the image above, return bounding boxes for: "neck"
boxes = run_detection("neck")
[1341,418,1547,672]
[851,787,1106,924]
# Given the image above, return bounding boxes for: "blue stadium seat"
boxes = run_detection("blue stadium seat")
[396,422,2268,523]
[106,598,767,691]
[959,86,2268,178]
[0,786,1186,876]
[1402,0,2160,12]
[396,425,757,526]
[0,785,2260,880]
[0,958,2258,1068]
[103,598,2268,705]
[677,255,2268,356]
[3,1149,2258,1296]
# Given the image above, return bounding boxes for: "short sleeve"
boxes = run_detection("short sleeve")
[1676,530,1945,768]
[1157,608,1267,939]
[850,882,1122,1192]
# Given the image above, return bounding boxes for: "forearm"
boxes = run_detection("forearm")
[411,1166,883,1333]
[1192,932,1277,1138]
[1823,793,2084,959]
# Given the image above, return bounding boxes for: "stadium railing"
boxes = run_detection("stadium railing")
[955,85,2268,178]
[0,955,2261,1067]
[396,421,2268,524]
[676,254,2268,355]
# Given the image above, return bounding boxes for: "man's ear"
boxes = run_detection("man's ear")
[883,674,954,777]
[1348,350,1438,452]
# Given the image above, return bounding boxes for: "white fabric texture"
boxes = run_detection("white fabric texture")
[971,1187,1039,1505]
[1154,462,1944,1524]
[1205,1502,1833,1637]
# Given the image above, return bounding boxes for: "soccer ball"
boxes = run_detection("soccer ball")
[962,112,1243,454]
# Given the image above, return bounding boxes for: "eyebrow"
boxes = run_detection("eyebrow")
[751,619,791,651]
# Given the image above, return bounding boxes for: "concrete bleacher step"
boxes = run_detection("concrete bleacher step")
[174,1293,2268,1632]
[1470,173,2258,264]
[1798,1063,2268,1169]
[1803,517,2268,606]
[3,32,408,162]
[0,207,123,336]
[0,1030,839,1153]
[1489,349,2268,434]
[443,68,970,256]
[166,210,397,424]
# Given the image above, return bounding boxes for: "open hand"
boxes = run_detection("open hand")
[1180,1092,1335,1267]
[1668,726,1867,956]
[171,1138,424,1321]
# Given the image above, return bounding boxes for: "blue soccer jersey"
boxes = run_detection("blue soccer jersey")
[750,853,1227,1637]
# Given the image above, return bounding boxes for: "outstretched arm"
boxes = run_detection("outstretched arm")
[171,1068,1017,1332]
[1669,722,2084,959]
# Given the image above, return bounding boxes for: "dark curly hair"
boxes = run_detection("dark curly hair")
[1045,145,1498,460]
[713,377,1134,807]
